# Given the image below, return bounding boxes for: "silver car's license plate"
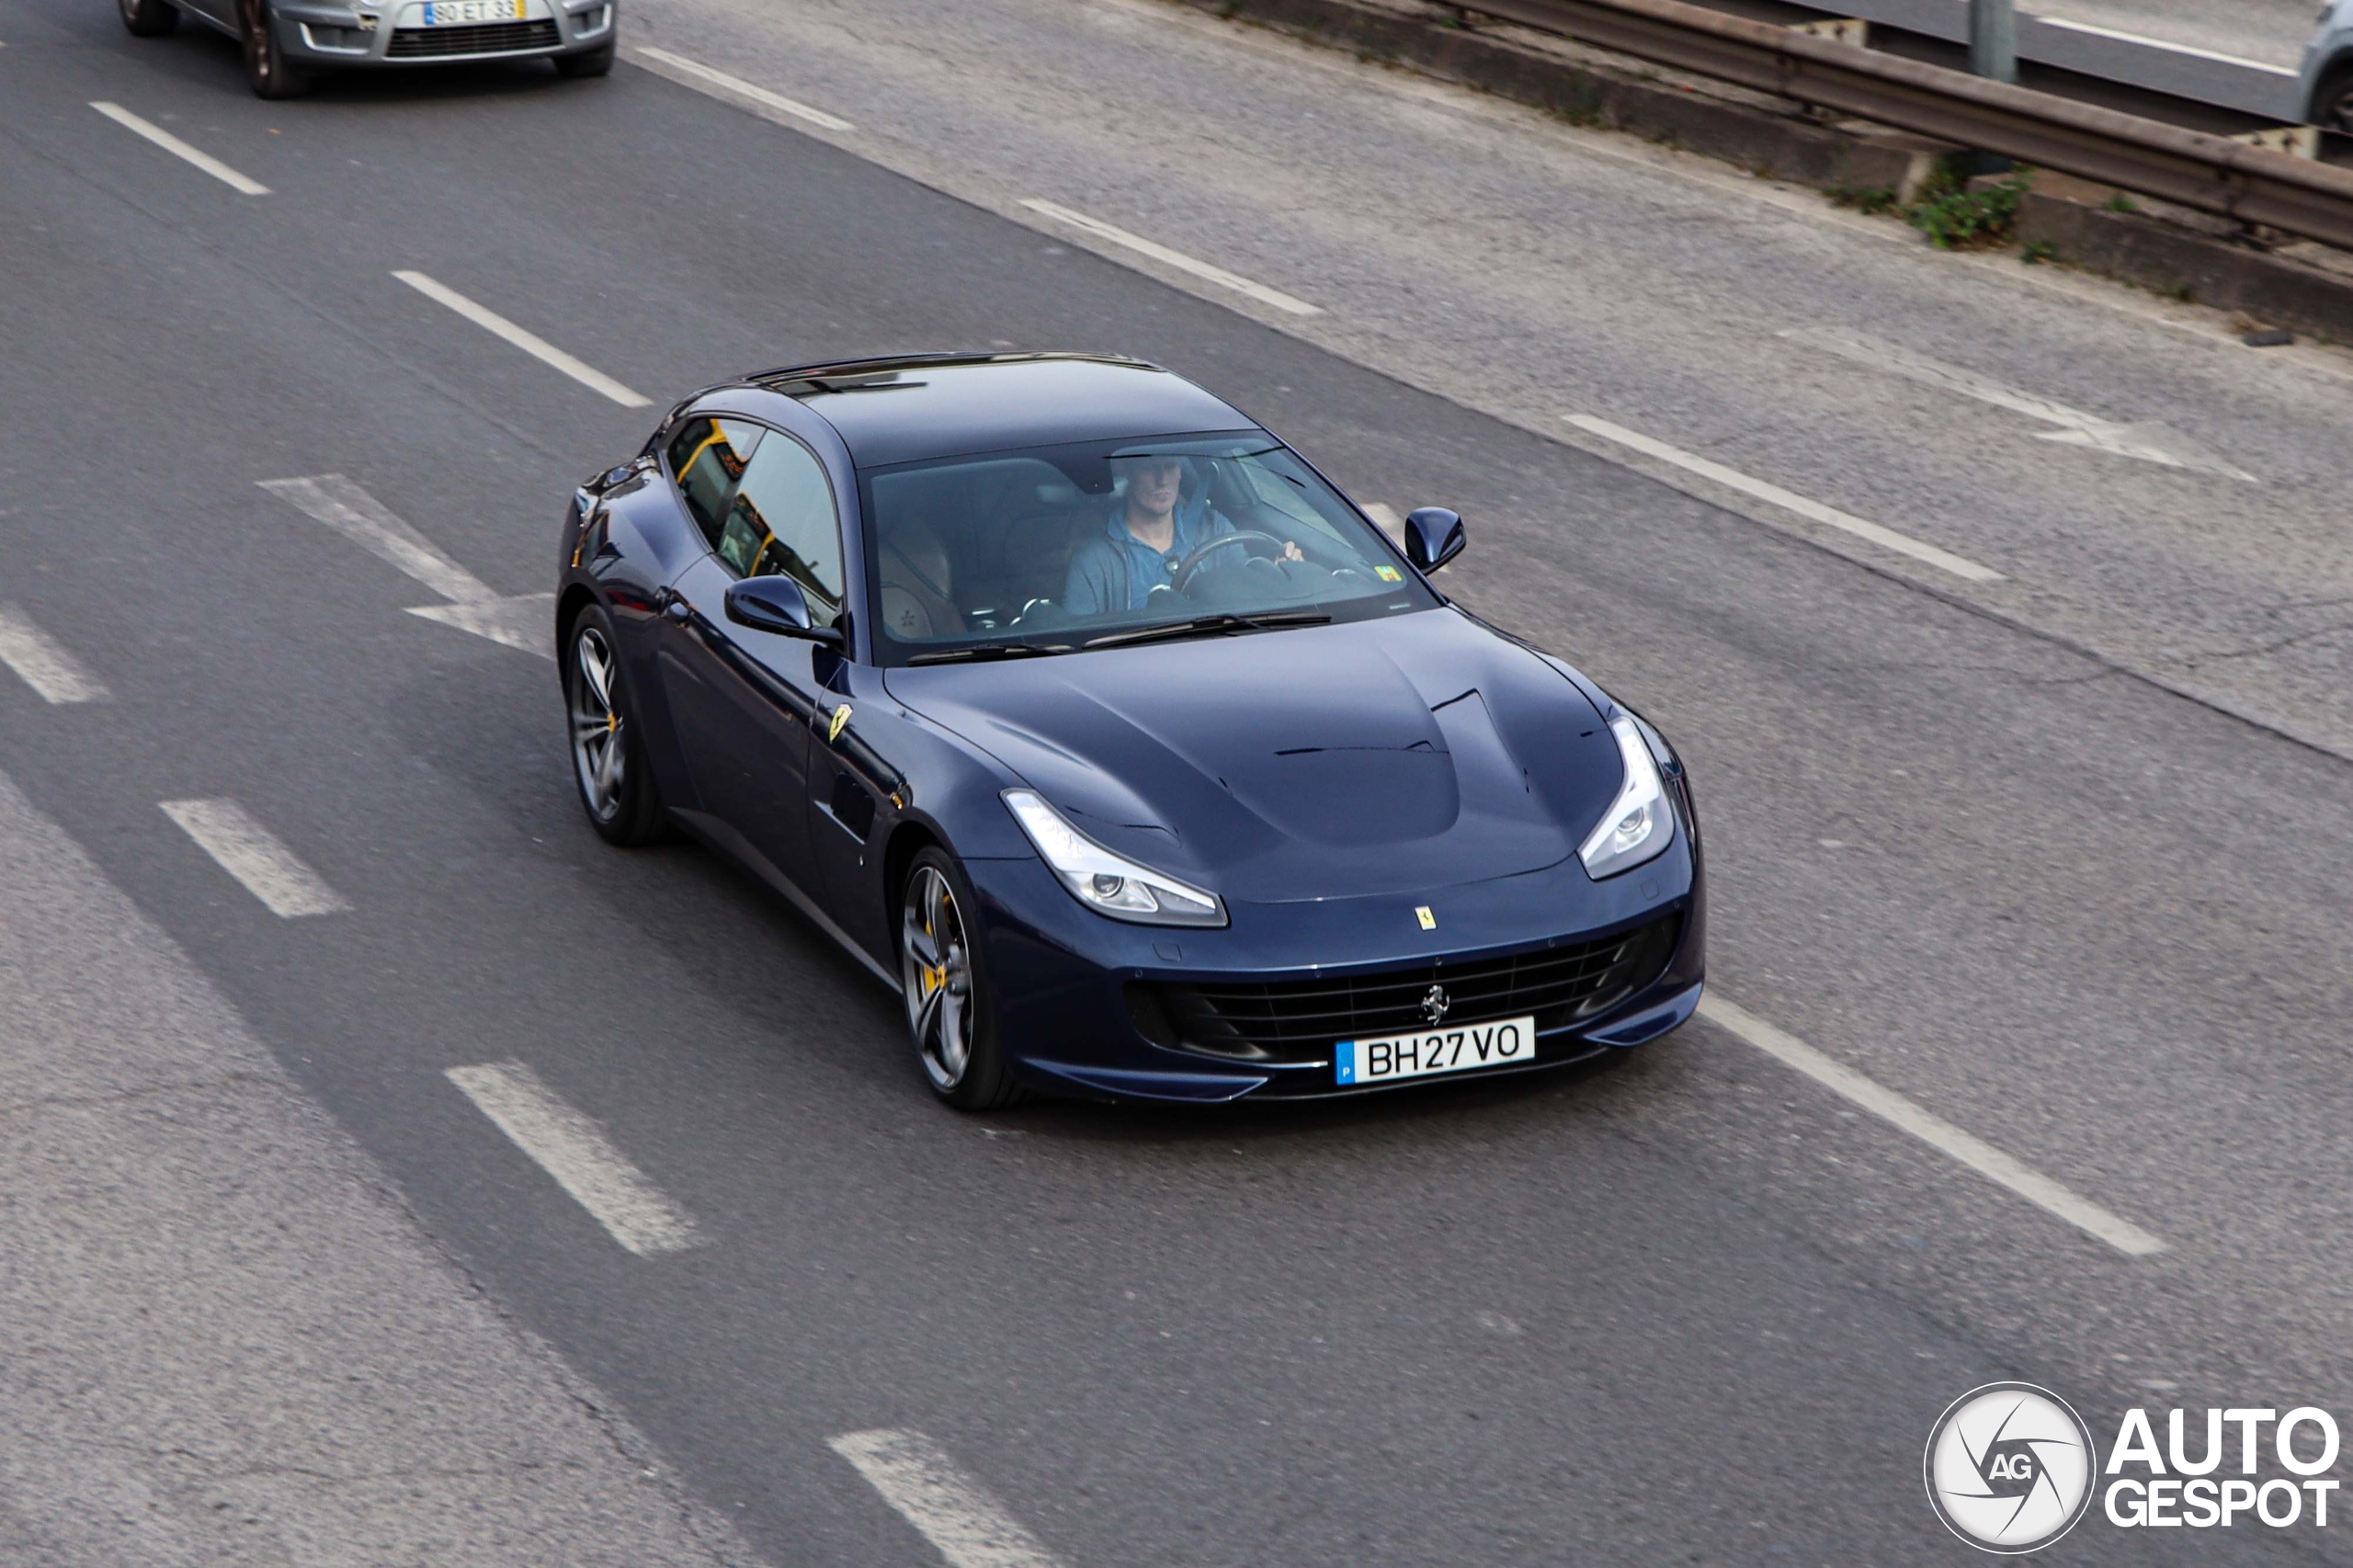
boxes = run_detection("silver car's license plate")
[420,0,524,24]
[1335,1014,1536,1085]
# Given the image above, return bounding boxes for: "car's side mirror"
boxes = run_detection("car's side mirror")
[725,575,843,643]
[1404,508,1465,574]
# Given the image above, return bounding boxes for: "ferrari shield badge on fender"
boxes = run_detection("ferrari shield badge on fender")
[1415,905,1437,929]
[827,704,853,744]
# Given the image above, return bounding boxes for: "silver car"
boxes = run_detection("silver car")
[2304,0,2353,129]
[116,0,614,98]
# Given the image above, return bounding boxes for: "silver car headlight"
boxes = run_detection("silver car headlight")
[1578,715,1674,880]
[1002,789,1227,926]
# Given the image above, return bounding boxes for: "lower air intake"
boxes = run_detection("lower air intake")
[386,17,558,54]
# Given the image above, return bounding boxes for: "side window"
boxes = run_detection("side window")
[717,434,847,628]
[666,417,765,549]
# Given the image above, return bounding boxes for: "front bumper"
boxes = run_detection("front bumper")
[971,827,1707,1105]
[272,0,612,65]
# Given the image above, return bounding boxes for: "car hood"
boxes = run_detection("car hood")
[884,608,1626,903]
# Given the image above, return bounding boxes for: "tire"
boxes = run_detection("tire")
[899,847,1021,1110]
[552,40,614,77]
[564,605,666,846]
[241,0,312,98]
[119,0,178,38]
[2317,63,2353,134]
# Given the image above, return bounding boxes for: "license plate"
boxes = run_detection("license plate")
[1335,1014,1537,1085]
[421,0,523,23]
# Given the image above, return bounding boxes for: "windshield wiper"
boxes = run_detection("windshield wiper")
[906,641,1074,665]
[1083,610,1332,650]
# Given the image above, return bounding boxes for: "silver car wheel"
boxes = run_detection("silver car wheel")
[902,865,974,1090]
[569,626,626,824]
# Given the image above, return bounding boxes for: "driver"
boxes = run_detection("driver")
[1061,453,1300,615]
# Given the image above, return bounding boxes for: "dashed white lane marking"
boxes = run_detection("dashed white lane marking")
[90,102,269,196]
[1782,327,2259,483]
[391,271,652,407]
[634,46,856,131]
[1698,995,2167,1256]
[0,606,109,703]
[445,1062,702,1256]
[404,596,555,657]
[1361,502,1404,543]
[260,474,495,602]
[159,799,348,917]
[1564,415,2006,583]
[260,475,554,658]
[1020,199,1322,317]
[830,1430,1063,1568]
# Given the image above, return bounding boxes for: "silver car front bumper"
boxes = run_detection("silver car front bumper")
[272,0,611,66]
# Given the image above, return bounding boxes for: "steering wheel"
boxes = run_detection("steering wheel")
[1169,530,1287,594]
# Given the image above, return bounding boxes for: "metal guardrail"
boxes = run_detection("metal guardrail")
[1451,0,2353,250]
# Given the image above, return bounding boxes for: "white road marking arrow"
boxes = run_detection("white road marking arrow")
[1784,327,2258,483]
[259,474,553,658]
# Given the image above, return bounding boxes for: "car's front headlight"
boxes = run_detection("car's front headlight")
[1002,789,1227,926]
[1578,714,1674,880]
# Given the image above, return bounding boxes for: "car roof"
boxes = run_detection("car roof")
[743,352,1257,468]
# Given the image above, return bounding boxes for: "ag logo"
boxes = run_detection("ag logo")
[1925,1383,2096,1553]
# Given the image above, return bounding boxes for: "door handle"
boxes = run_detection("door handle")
[663,593,692,623]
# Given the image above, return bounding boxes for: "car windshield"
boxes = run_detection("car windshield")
[858,431,1436,665]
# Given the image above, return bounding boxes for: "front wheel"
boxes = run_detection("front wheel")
[565,605,666,845]
[900,848,1020,1109]
[2317,63,2353,133]
[119,0,179,38]
[553,40,614,76]
[241,0,312,97]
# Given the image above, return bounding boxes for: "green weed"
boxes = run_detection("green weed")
[1907,165,2035,250]
[1826,184,1899,216]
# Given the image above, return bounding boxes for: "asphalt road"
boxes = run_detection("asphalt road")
[4,0,2353,1563]
[2025,0,2315,69]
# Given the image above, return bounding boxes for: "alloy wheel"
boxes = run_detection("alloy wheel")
[901,865,974,1090]
[569,626,626,823]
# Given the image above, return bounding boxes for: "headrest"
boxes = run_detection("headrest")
[881,517,952,597]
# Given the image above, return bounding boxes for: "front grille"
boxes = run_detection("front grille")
[386,17,557,54]
[1137,913,1681,1064]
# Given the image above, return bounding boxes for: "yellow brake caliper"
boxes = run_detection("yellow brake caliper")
[919,915,944,996]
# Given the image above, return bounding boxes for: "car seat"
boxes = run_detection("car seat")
[878,517,966,640]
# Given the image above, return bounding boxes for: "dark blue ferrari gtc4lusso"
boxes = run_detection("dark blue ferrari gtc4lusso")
[556,352,1704,1108]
